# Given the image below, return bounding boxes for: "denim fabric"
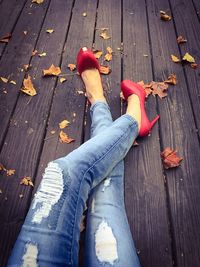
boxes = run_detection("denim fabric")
[84,101,141,267]
[8,102,139,267]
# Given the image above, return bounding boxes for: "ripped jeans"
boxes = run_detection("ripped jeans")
[8,101,141,267]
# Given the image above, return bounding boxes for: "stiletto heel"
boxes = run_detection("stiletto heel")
[77,47,100,75]
[121,80,160,137]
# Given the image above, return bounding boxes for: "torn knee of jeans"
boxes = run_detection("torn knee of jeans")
[95,220,118,265]
[102,178,111,192]
[31,162,64,224]
[22,243,38,267]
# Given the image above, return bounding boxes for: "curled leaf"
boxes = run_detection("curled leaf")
[104,53,112,61]
[93,50,103,59]
[0,77,8,83]
[99,65,111,75]
[182,52,195,63]
[21,75,37,96]
[6,169,15,176]
[59,131,75,144]
[177,35,187,44]
[160,10,172,21]
[164,74,177,85]
[20,176,34,186]
[161,147,183,169]
[59,120,70,129]
[150,81,168,99]
[100,29,111,40]
[68,64,76,71]
[60,77,67,83]
[106,47,113,54]
[171,54,180,63]
[43,64,61,76]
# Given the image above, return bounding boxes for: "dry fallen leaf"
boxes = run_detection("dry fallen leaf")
[60,77,67,83]
[20,176,34,186]
[171,54,180,63]
[164,74,177,85]
[106,46,113,54]
[38,52,47,57]
[190,63,198,69]
[59,131,75,144]
[10,80,17,85]
[93,50,103,59]
[137,81,152,97]
[0,77,8,83]
[32,50,38,56]
[177,35,187,44]
[150,81,169,99]
[104,53,112,61]
[161,147,183,169]
[100,29,111,40]
[21,75,37,96]
[182,52,195,63]
[6,169,15,176]
[0,33,11,43]
[32,0,44,4]
[43,64,61,76]
[46,29,54,33]
[99,65,111,75]
[68,64,76,71]
[59,119,70,129]
[160,10,172,21]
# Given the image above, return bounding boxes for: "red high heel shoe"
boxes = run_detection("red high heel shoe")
[121,80,160,137]
[77,47,100,75]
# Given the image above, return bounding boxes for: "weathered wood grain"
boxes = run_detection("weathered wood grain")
[123,0,173,266]
[0,0,74,265]
[147,0,200,266]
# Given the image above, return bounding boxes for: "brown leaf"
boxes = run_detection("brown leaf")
[137,81,152,97]
[171,54,180,63]
[161,147,183,169]
[160,10,172,21]
[104,53,112,61]
[0,33,11,43]
[190,63,198,69]
[21,75,37,96]
[6,169,15,176]
[150,81,168,99]
[164,74,177,85]
[93,50,103,59]
[43,64,61,76]
[59,120,70,129]
[20,176,34,187]
[59,131,75,144]
[68,64,76,71]
[182,52,195,63]
[177,35,187,44]
[100,29,111,40]
[99,65,111,75]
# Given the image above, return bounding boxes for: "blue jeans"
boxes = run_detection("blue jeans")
[8,102,141,267]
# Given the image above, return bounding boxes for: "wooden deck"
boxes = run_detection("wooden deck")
[0,0,200,266]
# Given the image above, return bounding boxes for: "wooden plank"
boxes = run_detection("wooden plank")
[0,0,51,149]
[170,0,200,132]
[192,0,200,19]
[0,0,27,57]
[123,1,173,266]
[0,1,74,265]
[147,0,200,266]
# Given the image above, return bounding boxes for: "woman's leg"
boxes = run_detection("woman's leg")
[8,113,138,267]
[84,101,140,267]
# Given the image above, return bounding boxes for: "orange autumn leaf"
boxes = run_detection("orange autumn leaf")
[43,64,61,76]
[104,53,112,61]
[68,64,76,71]
[171,54,180,63]
[150,81,169,99]
[161,147,183,169]
[21,75,37,96]
[190,63,198,69]
[59,131,75,144]
[160,10,172,21]
[0,33,11,43]
[20,176,34,186]
[164,74,177,85]
[59,119,70,129]
[177,35,187,44]
[99,65,111,75]
[6,169,15,176]
[93,50,103,59]
[100,29,111,40]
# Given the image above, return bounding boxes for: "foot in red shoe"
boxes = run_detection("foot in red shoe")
[76,47,106,104]
[121,80,160,137]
